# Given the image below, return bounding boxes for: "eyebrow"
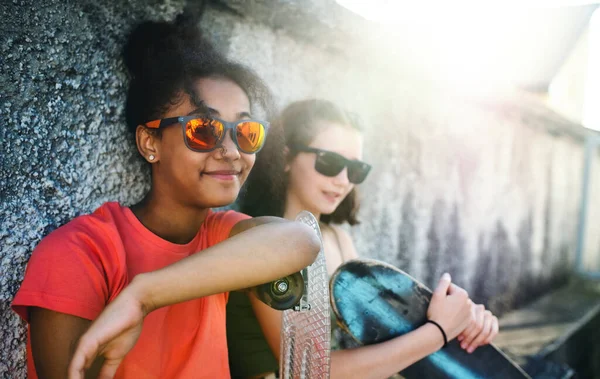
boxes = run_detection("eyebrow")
[198,106,252,119]
[187,107,209,116]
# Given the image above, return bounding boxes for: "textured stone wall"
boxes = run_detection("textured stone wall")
[2,0,599,376]
[582,144,600,272]
[1,1,184,376]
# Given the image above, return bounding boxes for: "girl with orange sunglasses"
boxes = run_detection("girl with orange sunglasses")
[12,13,319,379]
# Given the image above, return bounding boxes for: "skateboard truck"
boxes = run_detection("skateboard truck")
[293,267,311,312]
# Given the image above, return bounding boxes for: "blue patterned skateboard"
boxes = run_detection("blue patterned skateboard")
[330,259,531,379]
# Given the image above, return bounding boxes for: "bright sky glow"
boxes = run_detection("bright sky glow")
[336,1,598,93]
[337,0,600,22]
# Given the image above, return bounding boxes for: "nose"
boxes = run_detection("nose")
[215,130,241,161]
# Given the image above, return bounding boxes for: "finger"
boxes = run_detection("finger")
[459,303,478,338]
[459,325,475,347]
[461,305,484,349]
[468,311,493,351]
[460,304,480,347]
[484,316,499,344]
[433,273,452,298]
[447,283,467,298]
[67,358,85,379]
[68,339,99,379]
[468,311,493,352]
[97,359,123,379]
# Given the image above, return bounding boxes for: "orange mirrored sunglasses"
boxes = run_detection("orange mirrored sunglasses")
[145,116,269,154]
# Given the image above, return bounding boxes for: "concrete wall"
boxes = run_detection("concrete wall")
[2,0,599,376]
[582,144,600,272]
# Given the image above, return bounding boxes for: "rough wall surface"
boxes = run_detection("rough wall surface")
[0,1,184,376]
[1,0,599,377]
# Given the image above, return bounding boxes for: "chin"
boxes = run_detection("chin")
[318,204,339,216]
[191,190,239,209]
[201,197,236,209]
[214,192,239,207]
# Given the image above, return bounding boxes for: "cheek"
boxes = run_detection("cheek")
[244,154,256,170]
[341,183,355,200]
[239,154,256,182]
[160,129,188,159]
[289,160,320,193]
[159,133,206,176]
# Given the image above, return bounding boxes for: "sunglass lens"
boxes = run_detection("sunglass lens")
[236,121,266,153]
[315,152,346,177]
[186,118,224,151]
[347,162,371,184]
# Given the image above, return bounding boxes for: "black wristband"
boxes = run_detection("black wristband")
[426,320,448,348]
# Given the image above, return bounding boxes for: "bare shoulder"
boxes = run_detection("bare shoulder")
[324,224,359,260]
[329,224,352,240]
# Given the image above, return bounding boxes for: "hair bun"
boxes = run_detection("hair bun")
[122,21,182,80]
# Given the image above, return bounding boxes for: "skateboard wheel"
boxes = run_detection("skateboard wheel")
[252,271,305,310]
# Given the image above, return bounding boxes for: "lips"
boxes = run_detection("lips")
[322,190,343,202]
[202,169,241,180]
[203,170,240,175]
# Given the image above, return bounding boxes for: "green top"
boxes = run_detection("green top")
[227,223,355,377]
[226,291,279,377]
[226,291,356,378]
[227,223,359,377]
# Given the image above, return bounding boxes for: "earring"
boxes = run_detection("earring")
[148,154,155,161]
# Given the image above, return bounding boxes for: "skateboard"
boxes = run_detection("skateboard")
[330,259,531,379]
[279,211,331,379]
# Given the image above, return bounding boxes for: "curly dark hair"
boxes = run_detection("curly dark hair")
[122,9,274,148]
[240,99,364,225]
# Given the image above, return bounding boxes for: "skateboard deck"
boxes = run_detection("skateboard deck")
[330,259,531,379]
[279,211,331,378]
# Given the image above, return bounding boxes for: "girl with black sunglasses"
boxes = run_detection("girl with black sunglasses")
[12,11,320,379]
[228,99,500,379]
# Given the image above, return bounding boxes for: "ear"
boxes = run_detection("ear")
[283,145,291,172]
[136,125,160,163]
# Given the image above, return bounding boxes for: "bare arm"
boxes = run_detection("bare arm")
[69,217,320,379]
[331,225,358,261]
[248,292,283,358]
[29,308,104,379]
[140,218,319,310]
[322,225,358,275]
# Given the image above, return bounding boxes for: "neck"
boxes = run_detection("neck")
[131,188,210,245]
[283,188,321,221]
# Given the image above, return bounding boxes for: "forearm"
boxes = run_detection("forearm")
[330,323,444,379]
[133,221,320,312]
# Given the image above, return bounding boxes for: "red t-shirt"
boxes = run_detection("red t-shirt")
[12,202,250,378]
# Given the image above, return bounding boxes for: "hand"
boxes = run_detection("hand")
[426,273,473,342]
[68,282,149,379]
[457,303,499,353]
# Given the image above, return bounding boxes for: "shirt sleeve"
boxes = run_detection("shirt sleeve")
[12,221,115,322]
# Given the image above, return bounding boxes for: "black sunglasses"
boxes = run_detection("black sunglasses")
[291,145,371,184]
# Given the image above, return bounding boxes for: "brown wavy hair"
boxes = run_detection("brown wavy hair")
[239,99,363,225]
